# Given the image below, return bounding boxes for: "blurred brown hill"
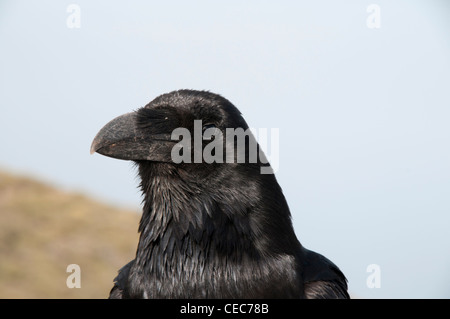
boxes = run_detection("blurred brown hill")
[0,170,140,298]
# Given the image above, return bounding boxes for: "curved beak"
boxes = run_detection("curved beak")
[90,112,176,162]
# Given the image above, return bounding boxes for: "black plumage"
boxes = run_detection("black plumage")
[90,89,349,299]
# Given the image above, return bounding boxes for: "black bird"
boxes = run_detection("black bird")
[90,89,349,299]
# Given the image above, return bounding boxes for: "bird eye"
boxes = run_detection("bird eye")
[202,123,217,133]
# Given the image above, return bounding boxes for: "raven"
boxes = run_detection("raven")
[90,89,349,299]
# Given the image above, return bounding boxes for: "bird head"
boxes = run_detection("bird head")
[91,90,296,259]
[91,90,270,180]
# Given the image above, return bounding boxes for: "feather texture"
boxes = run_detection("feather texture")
[93,90,349,299]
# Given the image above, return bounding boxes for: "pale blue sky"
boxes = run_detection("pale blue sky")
[1,0,449,298]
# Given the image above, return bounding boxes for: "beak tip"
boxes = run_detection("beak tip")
[90,141,98,155]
